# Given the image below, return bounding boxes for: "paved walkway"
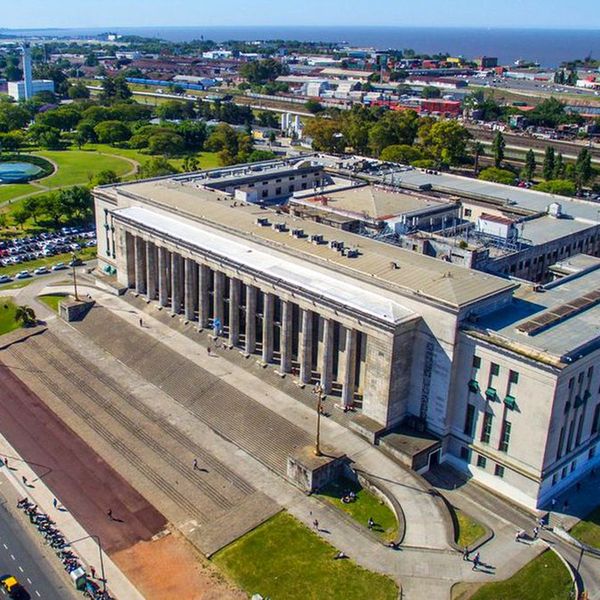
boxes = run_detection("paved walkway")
[0,433,145,600]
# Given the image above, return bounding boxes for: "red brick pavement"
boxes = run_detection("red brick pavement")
[0,363,167,554]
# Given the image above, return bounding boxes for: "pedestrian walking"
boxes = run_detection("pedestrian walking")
[367,517,374,530]
[53,498,58,509]
[313,519,319,531]
[90,566,96,579]
[462,547,470,561]
[472,552,480,571]
[207,346,211,355]
[21,475,27,486]
[107,508,113,521]
[193,459,198,470]
[533,526,539,539]
[3,457,8,469]
[139,317,143,327]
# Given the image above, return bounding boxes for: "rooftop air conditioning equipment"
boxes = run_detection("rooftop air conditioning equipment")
[310,234,324,244]
[256,217,270,227]
[290,228,304,238]
[273,222,287,232]
[547,202,563,218]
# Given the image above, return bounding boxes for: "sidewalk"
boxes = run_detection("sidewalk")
[0,432,145,600]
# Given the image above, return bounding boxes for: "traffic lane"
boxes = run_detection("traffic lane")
[0,499,75,600]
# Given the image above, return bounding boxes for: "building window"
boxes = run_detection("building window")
[472,355,481,370]
[589,446,597,459]
[499,420,512,453]
[562,467,568,479]
[494,464,505,478]
[592,404,600,435]
[509,370,519,385]
[570,460,577,473]
[288,185,295,193]
[460,446,470,462]
[556,426,565,460]
[464,209,472,217]
[552,473,558,486]
[576,414,585,446]
[566,420,576,453]
[464,404,476,436]
[477,455,487,469]
[490,363,500,377]
[261,190,268,198]
[481,412,493,444]
[275,187,282,195]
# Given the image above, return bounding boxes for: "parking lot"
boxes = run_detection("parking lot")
[0,225,96,284]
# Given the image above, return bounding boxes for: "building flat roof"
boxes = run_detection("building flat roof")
[474,269,600,362]
[393,169,600,225]
[520,216,595,246]
[295,185,452,221]
[106,178,515,310]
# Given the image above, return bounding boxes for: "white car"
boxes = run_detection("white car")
[0,275,11,284]
[33,266,49,275]
[51,262,67,271]
[15,270,31,279]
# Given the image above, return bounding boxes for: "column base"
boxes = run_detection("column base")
[273,370,288,378]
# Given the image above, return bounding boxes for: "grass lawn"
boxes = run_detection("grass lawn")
[213,512,398,600]
[455,508,487,548]
[0,247,96,278]
[469,550,572,600]
[38,293,66,313]
[34,150,133,188]
[0,279,34,291]
[0,298,20,336]
[570,505,600,549]
[316,477,398,542]
[0,183,37,204]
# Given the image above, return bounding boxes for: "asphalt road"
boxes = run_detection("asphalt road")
[0,494,76,600]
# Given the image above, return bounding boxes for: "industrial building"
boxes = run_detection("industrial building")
[93,156,600,509]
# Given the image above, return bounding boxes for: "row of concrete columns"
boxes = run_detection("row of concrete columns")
[130,234,360,405]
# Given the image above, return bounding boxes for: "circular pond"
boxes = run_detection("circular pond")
[0,161,44,183]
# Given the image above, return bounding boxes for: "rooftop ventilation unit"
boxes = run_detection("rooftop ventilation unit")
[256,217,270,227]
[346,248,359,258]
[547,202,563,218]
[310,234,324,244]
[273,222,287,232]
[290,228,304,238]
[329,240,345,251]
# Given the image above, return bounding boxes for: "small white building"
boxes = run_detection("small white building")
[8,79,55,101]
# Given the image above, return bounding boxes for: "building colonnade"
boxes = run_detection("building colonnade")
[128,232,365,405]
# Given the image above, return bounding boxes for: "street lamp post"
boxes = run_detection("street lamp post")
[67,534,106,593]
[71,252,79,301]
[313,384,324,457]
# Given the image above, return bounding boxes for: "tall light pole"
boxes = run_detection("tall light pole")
[312,384,324,457]
[66,534,106,593]
[71,252,79,301]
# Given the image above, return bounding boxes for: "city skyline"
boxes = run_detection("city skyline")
[2,0,599,30]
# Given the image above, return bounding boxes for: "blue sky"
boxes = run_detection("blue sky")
[2,0,599,29]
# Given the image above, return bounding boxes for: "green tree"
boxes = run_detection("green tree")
[93,120,131,145]
[553,152,565,179]
[421,86,441,99]
[471,141,484,174]
[59,186,92,222]
[305,99,324,114]
[14,305,36,327]
[239,59,286,84]
[523,149,536,181]
[368,110,419,156]
[478,167,516,185]
[94,169,121,186]
[380,144,423,164]
[303,118,345,153]
[11,207,30,229]
[68,83,90,99]
[420,119,471,167]
[39,192,63,228]
[533,179,576,197]
[542,146,555,180]
[27,124,61,149]
[137,157,179,179]
[0,131,24,153]
[491,131,505,168]
[182,156,199,172]
[574,148,593,192]
[0,102,32,132]
[147,131,185,156]
[247,149,277,162]
[36,106,81,131]
[155,100,195,121]
[22,196,42,225]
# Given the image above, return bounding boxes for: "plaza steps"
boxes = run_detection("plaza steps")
[74,305,313,479]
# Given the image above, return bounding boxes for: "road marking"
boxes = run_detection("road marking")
[2,543,6,549]
[35,592,40,597]
[10,553,15,560]
[18,566,23,572]
[27,578,32,584]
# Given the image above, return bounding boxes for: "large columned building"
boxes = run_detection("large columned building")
[93,157,600,509]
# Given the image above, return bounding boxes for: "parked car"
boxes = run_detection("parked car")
[33,266,49,275]
[15,271,31,279]
[0,275,12,284]
[51,262,67,271]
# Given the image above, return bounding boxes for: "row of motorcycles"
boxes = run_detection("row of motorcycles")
[17,498,113,600]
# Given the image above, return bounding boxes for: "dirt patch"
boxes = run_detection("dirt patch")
[113,528,245,600]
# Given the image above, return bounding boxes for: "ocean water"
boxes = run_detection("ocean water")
[2,26,599,67]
